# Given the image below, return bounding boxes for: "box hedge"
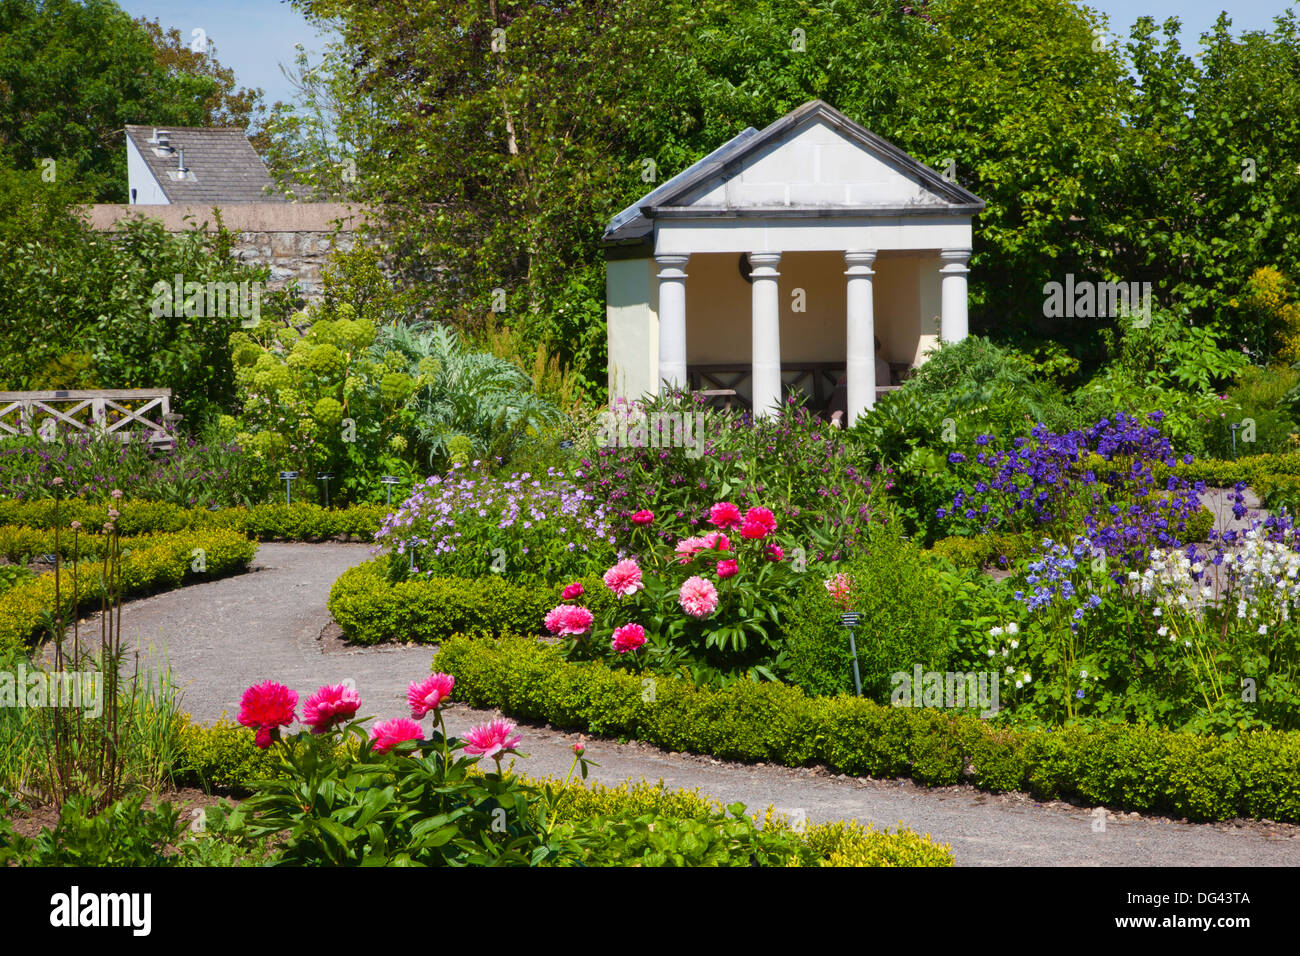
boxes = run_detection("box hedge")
[435,634,1300,823]
[326,558,617,645]
[0,498,388,542]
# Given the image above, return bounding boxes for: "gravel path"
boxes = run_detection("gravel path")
[86,539,1300,867]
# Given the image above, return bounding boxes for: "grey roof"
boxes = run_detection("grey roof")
[602,100,985,245]
[125,125,284,204]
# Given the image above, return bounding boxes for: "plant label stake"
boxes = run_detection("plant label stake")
[381,475,402,505]
[841,612,863,697]
[279,471,299,505]
[317,471,335,509]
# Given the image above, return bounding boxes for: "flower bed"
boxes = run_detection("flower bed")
[162,684,952,867]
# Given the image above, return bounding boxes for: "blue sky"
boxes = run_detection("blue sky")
[119,0,1298,115]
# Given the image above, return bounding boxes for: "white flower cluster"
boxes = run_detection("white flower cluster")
[1132,547,1213,618]
[1138,527,1300,628]
[986,623,1031,688]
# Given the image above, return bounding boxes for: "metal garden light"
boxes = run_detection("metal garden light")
[841,611,863,697]
[381,475,403,505]
[279,471,299,505]
[317,471,335,509]
[1230,422,1240,459]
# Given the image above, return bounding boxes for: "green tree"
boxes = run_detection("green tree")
[0,166,280,427]
[0,0,264,201]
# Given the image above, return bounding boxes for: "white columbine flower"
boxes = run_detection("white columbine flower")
[1157,626,1168,637]
[1259,624,1268,635]
[1009,639,1019,650]
[989,626,1004,637]
[1006,622,1019,635]
[1080,669,1088,679]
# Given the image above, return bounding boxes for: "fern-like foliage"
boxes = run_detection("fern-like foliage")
[374,322,563,469]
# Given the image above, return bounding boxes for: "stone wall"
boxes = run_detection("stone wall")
[81,203,371,300]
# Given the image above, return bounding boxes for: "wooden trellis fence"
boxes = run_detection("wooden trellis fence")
[0,389,177,449]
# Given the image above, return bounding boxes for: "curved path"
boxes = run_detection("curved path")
[87,540,1300,867]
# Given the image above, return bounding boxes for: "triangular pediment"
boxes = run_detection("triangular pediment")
[603,101,983,245]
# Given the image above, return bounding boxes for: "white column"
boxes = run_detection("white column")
[939,248,971,343]
[844,250,877,425]
[749,251,782,417]
[656,253,690,392]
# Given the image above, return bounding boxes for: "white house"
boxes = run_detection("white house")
[125,125,283,205]
[602,100,985,424]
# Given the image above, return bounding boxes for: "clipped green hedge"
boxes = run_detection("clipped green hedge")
[1171,453,1300,490]
[929,533,1035,569]
[0,528,257,653]
[327,558,616,645]
[169,719,952,866]
[436,635,1300,823]
[0,498,388,542]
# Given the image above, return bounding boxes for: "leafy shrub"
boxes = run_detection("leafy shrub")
[929,533,1035,570]
[580,390,881,562]
[780,573,856,697]
[0,564,33,596]
[831,524,951,703]
[1074,308,1248,457]
[174,718,284,792]
[0,183,278,428]
[21,793,184,867]
[437,634,1300,822]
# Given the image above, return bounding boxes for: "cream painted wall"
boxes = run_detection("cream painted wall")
[605,257,657,401]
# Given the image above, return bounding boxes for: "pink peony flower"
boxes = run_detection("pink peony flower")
[675,532,731,563]
[679,576,719,617]
[709,501,743,529]
[825,572,853,610]
[545,604,595,636]
[408,673,455,719]
[611,623,647,654]
[631,509,655,525]
[765,544,784,562]
[716,558,739,579]
[739,506,777,539]
[238,681,298,746]
[603,558,644,597]
[561,581,585,601]
[370,717,424,754]
[302,683,361,734]
[745,507,777,532]
[572,743,585,755]
[463,719,522,760]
